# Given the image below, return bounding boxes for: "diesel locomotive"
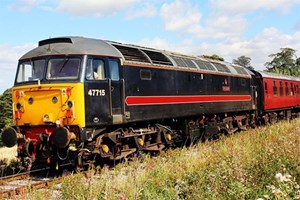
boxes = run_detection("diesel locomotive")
[1,37,300,169]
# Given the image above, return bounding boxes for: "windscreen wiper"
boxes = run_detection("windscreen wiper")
[59,58,69,73]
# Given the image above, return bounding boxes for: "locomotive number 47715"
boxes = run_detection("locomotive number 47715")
[87,89,106,96]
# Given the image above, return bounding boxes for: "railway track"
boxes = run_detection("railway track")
[0,163,74,199]
[0,172,62,199]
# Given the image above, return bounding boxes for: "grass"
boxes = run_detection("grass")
[0,145,17,165]
[3,119,300,199]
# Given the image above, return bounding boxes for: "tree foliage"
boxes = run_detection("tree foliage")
[0,89,12,146]
[233,56,253,69]
[265,48,300,76]
[202,54,225,61]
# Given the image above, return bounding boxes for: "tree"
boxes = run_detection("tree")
[0,89,12,146]
[202,54,224,61]
[265,48,300,76]
[233,56,253,69]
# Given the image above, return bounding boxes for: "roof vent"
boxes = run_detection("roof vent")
[39,38,73,46]
[141,50,173,65]
[112,44,151,63]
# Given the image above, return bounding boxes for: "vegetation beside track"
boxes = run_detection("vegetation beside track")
[0,146,17,165]
[1,118,300,199]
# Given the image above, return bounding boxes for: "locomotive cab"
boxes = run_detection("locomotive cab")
[84,56,124,127]
[1,40,124,167]
[1,55,87,165]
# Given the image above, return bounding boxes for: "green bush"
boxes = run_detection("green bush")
[0,88,12,147]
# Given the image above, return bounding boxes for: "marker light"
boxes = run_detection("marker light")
[66,88,72,96]
[15,90,20,99]
[66,109,73,118]
[14,110,21,120]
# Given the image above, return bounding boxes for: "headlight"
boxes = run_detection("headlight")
[52,96,58,104]
[16,103,22,110]
[67,101,73,108]
[28,97,34,104]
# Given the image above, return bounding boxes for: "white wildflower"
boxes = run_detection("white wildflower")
[275,172,292,182]
[275,172,283,181]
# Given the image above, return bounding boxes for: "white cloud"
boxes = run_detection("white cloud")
[159,0,247,39]
[10,0,141,16]
[0,43,35,93]
[203,28,300,70]
[9,0,46,12]
[195,14,247,39]
[295,20,300,30]
[210,0,300,14]
[158,0,300,40]
[126,3,157,19]
[160,0,202,32]
[56,0,139,16]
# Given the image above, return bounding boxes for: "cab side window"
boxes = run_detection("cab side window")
[108,59,119,81]
[86,58,105,80]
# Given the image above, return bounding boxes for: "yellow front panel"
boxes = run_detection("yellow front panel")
[12,83,85,127]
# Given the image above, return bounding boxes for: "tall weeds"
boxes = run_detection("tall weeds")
[28,119,300,199]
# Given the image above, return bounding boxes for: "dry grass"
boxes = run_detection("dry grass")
[0,145,17,165]
[8,119,300,199]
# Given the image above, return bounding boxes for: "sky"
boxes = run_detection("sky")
[0,0,300,94]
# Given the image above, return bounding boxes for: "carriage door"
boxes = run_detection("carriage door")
[108,58,124,124]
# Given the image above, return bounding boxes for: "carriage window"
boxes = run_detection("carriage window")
[273,81,277,96]
[16,59,46,83]
[279,81,283,96]
[264,82,268,94]
[86,58,105,80]
[285,82,289,96]
[46,58,80,80]
[108,60,119,81]
[290,83,294,96]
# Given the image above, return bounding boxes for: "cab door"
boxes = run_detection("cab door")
[108,58,124,124]
[84,57,124,126]
[84,58,111,126]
